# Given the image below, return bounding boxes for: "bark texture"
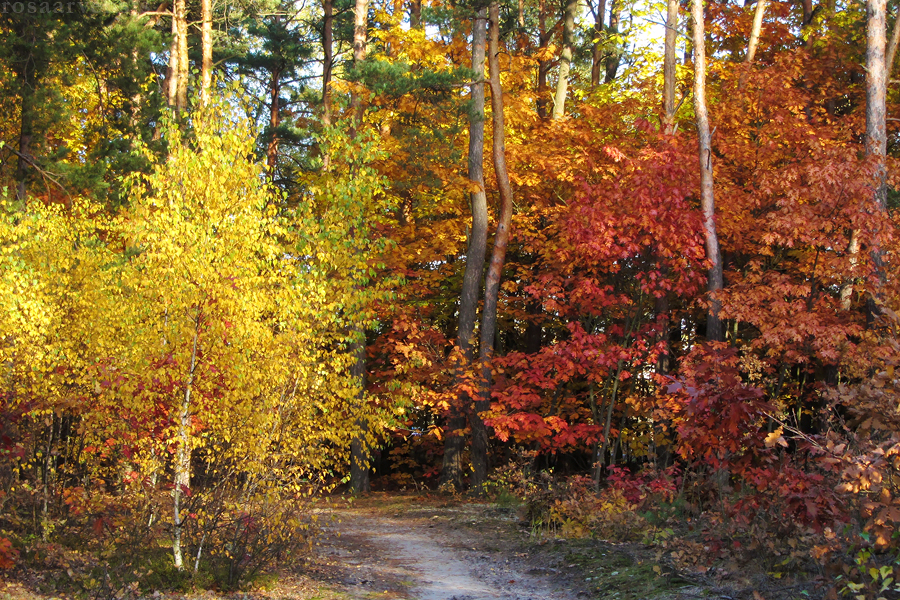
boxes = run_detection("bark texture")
[691,0,724,342]
[552,0,578,118]
[348,0,371,494]
[738,0,766,89]
[866,0,888,318]
[167,0,188,111]
[442,8,488,491]
[536,0,552,118]
[591,0,608,86]
[200,0,212,98]
[663,0,678,132]
[472,0,515,491]
[266,66,281,175]
[887,8,900,75]
[604,0,622,82]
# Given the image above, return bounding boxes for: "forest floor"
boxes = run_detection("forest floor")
[1,492,816,600]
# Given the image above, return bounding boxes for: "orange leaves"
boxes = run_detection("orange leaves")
[764,427,788,448]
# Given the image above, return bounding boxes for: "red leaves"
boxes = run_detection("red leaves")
[0,536,18,570]
[666,345,771,470]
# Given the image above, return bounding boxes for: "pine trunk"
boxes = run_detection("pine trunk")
[266,67,281,176]
[348,0,371,494]
[200,0,212,98]
[472,0,514,491]
[442,8,488,491]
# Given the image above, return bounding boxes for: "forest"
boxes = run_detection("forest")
[0,0,899,594]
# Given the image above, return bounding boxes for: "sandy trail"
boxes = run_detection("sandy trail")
[314,508,582,600]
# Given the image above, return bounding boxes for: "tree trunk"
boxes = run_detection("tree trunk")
[266,66,281,176]
[348,0,371,494]
[350,0,368,127]
[841,0,886,315]
[411,0,422,28]
[15,56,35,204]
[604,0,622,83]
[323,0,333,126]
[692,0,725,342]
[537,0,552,119]
[663,0,677,132]
[442,8,488,492]
[887,8,900,76]
[173,319,200,570]
[552,0,578,118]
[738,0,767,89]
[591,0,608,86]
[866,0,887,322]
[200,0,212,98]
[472,0,515,491]
[349,336,370,492]
[168,0,188,111]
[800,0,813,25]
[867,0,887,207]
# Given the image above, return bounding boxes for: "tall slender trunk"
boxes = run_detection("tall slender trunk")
[692,0,724,342]
[663,0,678,131]
[350,0,368,127]
[168,0,188,111]
[266,66,281,176]
[591,0,608,86]
[604,0,622,82]
[738,0,767,89]
[867,0,887,210]
[411,0,423,28]
[866,0,887,323]
[323,0,334,126]
[844,0,888,317]
[472,0,515,491]
[552,0,578,118]
[348,0,371,494]
[176,0,188,111]
[887,8,900,76]
[537,0,551,119]
[200,0,212,98]
[658,0,679,377]
[442,8,488,491]
[349,336,370,492]
[129,0,144,130]
[173,317,200,570]
[15,61,35,204]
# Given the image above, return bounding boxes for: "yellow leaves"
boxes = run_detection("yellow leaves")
[533,45,558,62]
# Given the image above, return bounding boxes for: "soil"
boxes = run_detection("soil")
[1,492,820,600]
[307,495,584,600]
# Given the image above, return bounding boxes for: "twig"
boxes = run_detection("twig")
[7,148,71,202]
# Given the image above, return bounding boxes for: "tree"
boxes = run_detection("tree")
[348,0,372,494]
[553,0,578,118]
[441,6,489,491]
[472,0,514,491]
[691,0,724,342]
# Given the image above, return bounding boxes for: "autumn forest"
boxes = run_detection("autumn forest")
[0,0,899,594]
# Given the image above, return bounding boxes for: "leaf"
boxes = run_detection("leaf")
[764,427,787,448]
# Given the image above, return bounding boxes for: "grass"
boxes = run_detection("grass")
[562,540,699,600]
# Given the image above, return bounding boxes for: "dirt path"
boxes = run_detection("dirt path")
[307,502,584,600]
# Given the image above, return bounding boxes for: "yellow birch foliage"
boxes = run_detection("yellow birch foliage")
[0,92,388,576]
